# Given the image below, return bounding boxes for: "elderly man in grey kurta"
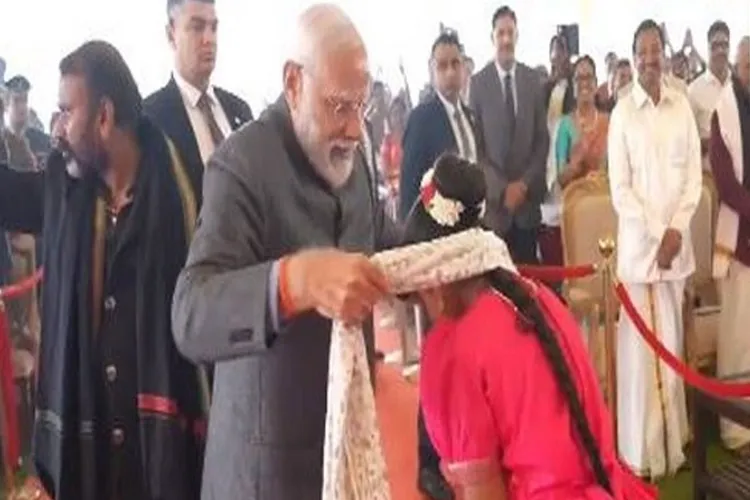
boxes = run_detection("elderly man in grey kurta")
[171,4,399,499]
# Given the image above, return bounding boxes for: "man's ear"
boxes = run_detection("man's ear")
[166,21,176,49]
[283,61,303,111]
[97,97,116,141]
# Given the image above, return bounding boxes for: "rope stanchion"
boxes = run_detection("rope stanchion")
[615,282,750,398]
[597,238,618,452]
[517,263,597,281]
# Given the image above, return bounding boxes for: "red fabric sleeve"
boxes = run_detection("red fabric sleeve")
[420,335,500,470]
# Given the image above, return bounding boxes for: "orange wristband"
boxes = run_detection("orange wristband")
[278,257,297,318]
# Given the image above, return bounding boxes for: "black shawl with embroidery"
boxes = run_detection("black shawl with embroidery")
[32,117,208,500]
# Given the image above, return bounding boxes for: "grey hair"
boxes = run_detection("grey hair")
[287,3,366,72]
[167,0,214,20]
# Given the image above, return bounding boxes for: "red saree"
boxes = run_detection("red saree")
[420,283,656,499]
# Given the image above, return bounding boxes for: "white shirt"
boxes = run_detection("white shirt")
[688,69,732,139]
[494,61,518,114]
[173,71,233,166]
[608,82,702,283]
[436,91,477,163]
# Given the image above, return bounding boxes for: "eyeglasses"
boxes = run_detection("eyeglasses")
[323,95,368,121]
[298,63,369,121]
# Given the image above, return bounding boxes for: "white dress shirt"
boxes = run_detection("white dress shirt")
[608,82,703,283]
[173,71,233,165]
[494,61,518,114]
[688,69,732,139]
[436,91,477,163]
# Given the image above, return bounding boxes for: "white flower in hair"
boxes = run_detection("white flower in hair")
[419,168,464,227]
[477,201,487,219]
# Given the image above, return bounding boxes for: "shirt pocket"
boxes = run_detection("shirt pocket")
[668,135,689,169]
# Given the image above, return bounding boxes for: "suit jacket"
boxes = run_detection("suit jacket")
[171,97,399,500]
[398,94,485,220]
[470,62,550,234]
[143,77,253,204]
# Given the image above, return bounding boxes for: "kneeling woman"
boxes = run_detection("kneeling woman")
[402,154,655,499]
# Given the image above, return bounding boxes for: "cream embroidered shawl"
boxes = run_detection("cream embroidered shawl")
[322,229,517,499]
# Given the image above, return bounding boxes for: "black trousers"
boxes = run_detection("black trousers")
[504,223,539,265]
[417,405,441,471]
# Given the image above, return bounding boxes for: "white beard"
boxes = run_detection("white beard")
[294,103,356,189]
[314,152,355,189]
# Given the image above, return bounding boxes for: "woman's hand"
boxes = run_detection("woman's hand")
[568,143,587,175]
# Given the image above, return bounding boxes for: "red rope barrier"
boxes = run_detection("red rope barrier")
[615,283,750,398]
[0,268,43,300]
[517,263,597,281]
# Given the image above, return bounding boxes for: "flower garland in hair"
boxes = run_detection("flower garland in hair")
[419,168,486,226]
[419,168,464,226]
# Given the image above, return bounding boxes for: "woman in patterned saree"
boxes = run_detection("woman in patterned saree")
[402,154,655,499]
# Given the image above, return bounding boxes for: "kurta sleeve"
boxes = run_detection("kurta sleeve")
[607,105,667,242]
[420,338,501,488]
[668,103,703,233]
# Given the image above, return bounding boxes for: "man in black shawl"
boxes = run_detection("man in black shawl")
[0,40,208,500]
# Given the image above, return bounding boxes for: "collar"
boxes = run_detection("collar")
[494,61,517,82]
[703,68,732,88]
[172,70,219,108]
[436,91,461,116]
[631,80,675,109]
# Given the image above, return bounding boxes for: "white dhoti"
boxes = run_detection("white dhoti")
[717,259,750,449]
[617,280,689,478]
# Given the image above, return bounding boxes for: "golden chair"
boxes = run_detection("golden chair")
[560,172,618,382]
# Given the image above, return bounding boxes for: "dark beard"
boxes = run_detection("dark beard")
[56,131,107,177]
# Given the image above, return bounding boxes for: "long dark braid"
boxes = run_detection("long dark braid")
[487,269,612,493]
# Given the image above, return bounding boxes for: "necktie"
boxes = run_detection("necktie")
[197,93,226,148]
[453,108,473,161]
[503,73,516,136]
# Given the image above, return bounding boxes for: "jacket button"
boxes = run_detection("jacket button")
[104,296,116,312]
[105,364,117,383]
[111,427,125,447]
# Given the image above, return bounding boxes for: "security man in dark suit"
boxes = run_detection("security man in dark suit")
[144,0,252,202]
[400,33,484,222]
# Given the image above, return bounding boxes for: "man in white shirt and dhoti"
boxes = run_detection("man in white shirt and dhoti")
[710,36,750,452]
[608,20,702,478]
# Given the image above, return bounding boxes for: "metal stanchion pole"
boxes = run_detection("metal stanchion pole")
[401,304,425,379]
[598,237,617,449]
